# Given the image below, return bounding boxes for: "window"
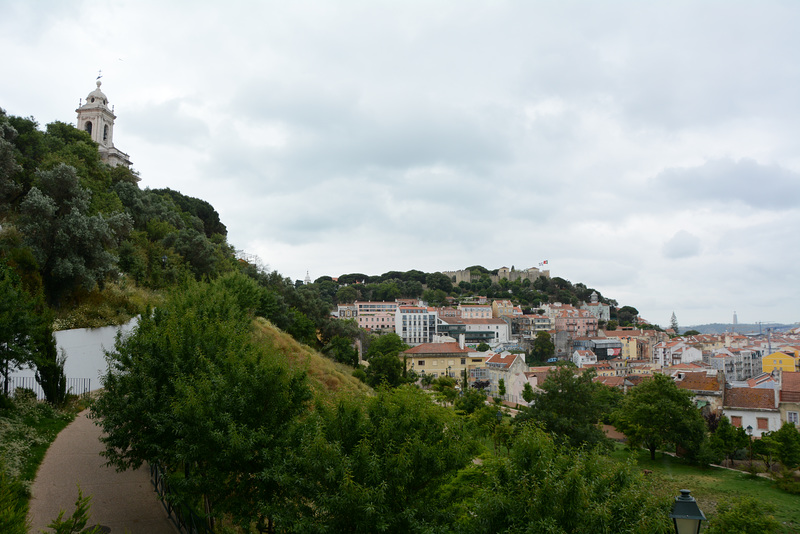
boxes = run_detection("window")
[789,412,799,424]
[84,121,92,135]
[417,360,425,366]
[731,416,742,428]
[757,417,768,430]
[461,358,466,365]
[103,124,109,142]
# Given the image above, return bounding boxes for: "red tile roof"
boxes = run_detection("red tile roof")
[486,352,523,369]
[725,388,776,410]
[781,372,800,403]
[674,372,721,393]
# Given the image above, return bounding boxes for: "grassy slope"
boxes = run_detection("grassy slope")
[611,448,800,533]
[251,317,372,405]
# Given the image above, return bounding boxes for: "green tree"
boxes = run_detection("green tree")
[0,110,23,214]
[455,388,486,415]
[280,386,478,532]
[476,342,490,352]
[0,262,42,396]
[497,378,506,400]
[614,374,706,460]
[364,332,407,361]
[528,330,554,364]
[425,272,453,292]
[432,375,459,405]
[521,382,535,404]
[18,163,131,302]
[334,284,358,304]
[617,306,639,326]
[364,353,405,388]
[450,425,672,533]
[322,335,359,367]
[521,366,608,448]
[769,421,800,470]
[605,320,618,330]
[670,311,679,332]
[33,321,68,406]
[709,416,748,466]
[92,274,311,529]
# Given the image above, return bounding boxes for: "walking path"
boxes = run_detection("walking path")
[28,410,179,534]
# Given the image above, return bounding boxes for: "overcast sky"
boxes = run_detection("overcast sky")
[2,1,799,326]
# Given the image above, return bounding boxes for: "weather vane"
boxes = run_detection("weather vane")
[97,69,103,80]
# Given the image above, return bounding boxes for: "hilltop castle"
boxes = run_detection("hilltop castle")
[75,79,132,168]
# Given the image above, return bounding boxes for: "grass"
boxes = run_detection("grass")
[611,447,800,533]
[52,278,161,330]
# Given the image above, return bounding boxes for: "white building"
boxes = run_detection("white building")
[572,349,597,368]
[723,387,781,438]
[473,352,530,404]
[396,305,438,345]
[75,79,132,168]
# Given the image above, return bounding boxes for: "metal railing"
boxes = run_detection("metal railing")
[150,464,214,534]
[1,376,92,400]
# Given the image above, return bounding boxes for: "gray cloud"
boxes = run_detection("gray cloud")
[663,230,701,259]
[126,99,210,146]
[654,158,800,210]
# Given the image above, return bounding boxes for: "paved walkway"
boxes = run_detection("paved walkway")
[28,410,179,534]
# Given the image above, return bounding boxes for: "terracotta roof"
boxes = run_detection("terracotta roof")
[675,372,721,393]
[594,376,625,387]
[725,388,776,410]
[402,342,471,355]
[781,372,800,403]
[486,352,524,369]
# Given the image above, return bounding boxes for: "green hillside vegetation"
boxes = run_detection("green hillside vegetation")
[250,317,371,404]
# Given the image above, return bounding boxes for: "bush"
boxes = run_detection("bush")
[706,497,781,534]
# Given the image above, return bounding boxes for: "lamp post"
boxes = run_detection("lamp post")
[670,489,706,534]
[746,425,753,470]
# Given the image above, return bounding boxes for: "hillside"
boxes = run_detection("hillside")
[251,317,371,404]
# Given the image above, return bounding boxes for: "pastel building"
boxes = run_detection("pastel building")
[402,341,486,380]
[355,301,397,332]
[762,349,800,373]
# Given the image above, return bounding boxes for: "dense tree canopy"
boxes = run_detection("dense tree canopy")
[447,424,672,533]
[278,386,479,532]
[519,366,609,448]
[614,374,706,460]
[92,274,311,528]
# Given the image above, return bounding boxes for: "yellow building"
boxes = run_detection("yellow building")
[402,342,488,379]
[762,348,800,373]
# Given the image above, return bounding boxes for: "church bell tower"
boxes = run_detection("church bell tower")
[76,78,132,168]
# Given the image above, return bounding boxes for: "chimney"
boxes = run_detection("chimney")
[459,333,465,350]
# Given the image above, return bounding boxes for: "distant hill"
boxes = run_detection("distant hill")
[681,323,797,335]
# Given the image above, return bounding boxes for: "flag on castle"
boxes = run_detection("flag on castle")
[539,259,549,266]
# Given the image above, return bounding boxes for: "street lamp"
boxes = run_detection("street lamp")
[669,489,706,534]
[746,425,754,470]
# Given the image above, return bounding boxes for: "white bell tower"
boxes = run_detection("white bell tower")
[76,78,132,167]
